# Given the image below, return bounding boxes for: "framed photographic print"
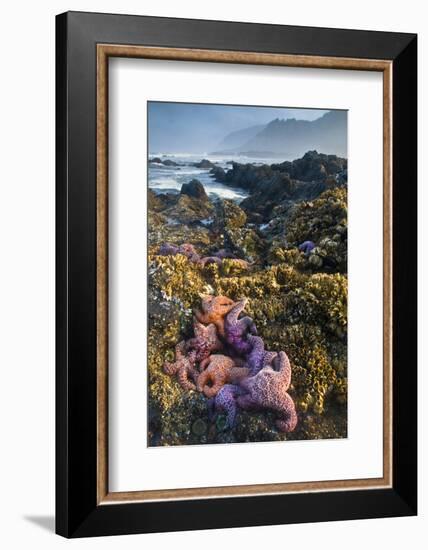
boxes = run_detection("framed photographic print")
[56,11,417,537]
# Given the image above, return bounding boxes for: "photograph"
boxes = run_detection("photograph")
[0,1,420,545]
[147,101,348,446]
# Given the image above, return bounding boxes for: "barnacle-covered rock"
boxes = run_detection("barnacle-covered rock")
[161,193,214,225]
[147,153,348,446]
[214,199,247,230]
[284,187,348,273]
[213,199,265,261]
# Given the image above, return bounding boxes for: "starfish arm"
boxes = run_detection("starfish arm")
[263,351,277,367]
[177,365,196,391]
[275,351,292,389]
[196,369,210,393]
[203,381,222,398]
[163,361,178,376]
[275,393,298,432]
[199,356,211,371]
[188,363,200,382]
[226,301,246,324]
[237,394,257,410]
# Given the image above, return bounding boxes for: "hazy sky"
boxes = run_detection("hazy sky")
[148,102,328,154]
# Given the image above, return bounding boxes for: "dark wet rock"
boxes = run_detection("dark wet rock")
[209,165,226,181]
[180,179,209,201]
[149,157,180,166]
[240,172,296,221]
[193,159,215,169]
[219,162,276,192]
[214,152,347,192]
[271,150,347,183]
[210,152,346,223]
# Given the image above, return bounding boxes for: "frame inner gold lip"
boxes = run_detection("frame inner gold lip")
[96,44,393,505]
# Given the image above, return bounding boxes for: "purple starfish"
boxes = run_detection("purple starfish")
[298,240,315,255]
[213,249,237,260]
[207,384,246,429]
[158,242,201,263]
[245,335,278,376]
[237,351,298,433]
[185,319,223,362]
[224,299,257,355]
[159,243,179,256]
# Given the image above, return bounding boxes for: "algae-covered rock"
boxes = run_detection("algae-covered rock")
[162,193,213,225]
[214,199,247,230]
[286,188,347,246]
[147,152,348,446]
[212,200,265,261]
[284,187,348,273]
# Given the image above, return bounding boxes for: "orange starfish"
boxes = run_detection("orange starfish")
[194,294,237,339]
[197,354,249,398]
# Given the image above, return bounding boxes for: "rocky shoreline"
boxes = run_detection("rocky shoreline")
[148,150,348,446]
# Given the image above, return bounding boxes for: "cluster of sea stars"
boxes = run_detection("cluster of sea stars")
[163,294,297,433]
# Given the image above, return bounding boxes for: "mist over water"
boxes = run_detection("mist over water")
[148,102,329,154]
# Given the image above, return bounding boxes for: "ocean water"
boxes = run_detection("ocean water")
[148,153,287,201]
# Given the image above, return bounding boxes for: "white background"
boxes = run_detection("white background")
[109,59,383,492]
[0,0,425,548]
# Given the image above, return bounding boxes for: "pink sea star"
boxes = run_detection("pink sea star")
[159,242,201,263]
[163,341,199,391]
[237,351,298,432]
[185,319,223,362]
[163,320,223,391]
